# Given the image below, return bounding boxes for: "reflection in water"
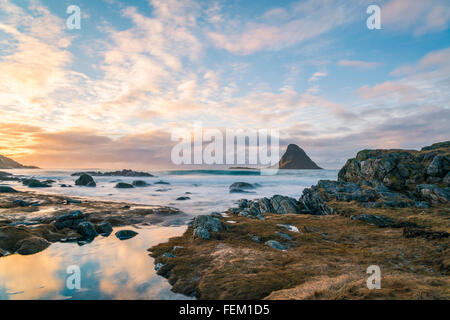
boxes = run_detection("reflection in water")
[0,225,193,300]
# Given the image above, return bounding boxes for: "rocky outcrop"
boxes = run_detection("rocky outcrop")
[273,144,322,169]
[132,180,150,187]
[0,186,18,193]
[115,230,138,240]
[75,174,96,187]
[0,155,39,169]
[192,215,224,240]
[230,195,301,219]
[71,169,154,177]
[297,142,450,215]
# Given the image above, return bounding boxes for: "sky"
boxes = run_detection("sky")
[0,0,449,169]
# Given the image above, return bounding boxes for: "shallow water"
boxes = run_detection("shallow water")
[0,225,192,300]
[0,169,338,300]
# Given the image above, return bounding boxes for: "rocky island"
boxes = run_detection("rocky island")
[149,142,449,300]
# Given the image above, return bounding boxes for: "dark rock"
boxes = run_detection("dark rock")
[22,179,51,188]
[0,186,18,193]
[155,263,164,271]
[15,237,50,255]
[416,184,450,204]
[75,174,96,187]
[72,169,154,177]
[55,211,86,230]
[192,215,224,232]
[115,182,134,189]
[0,226,33,252]
[115,230,138,240]
[229,182,256,190]
[238,199,248,208]
[265,240,287,251]
[132,180,150,187]
[65,198,82,204]
[96,222,113,235]
[193,226,210,240]
[162,252,176,258]
[251,235,260,243]
[154,180,170,185]
[176,197,190,201]
[77,222,97,239]
[13,200,30,207]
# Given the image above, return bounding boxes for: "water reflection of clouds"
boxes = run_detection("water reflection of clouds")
[0,225,192,300]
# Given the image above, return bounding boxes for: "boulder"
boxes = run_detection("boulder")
[54,211,86,230]
[193,226,210,240]
[15,237,50,255]
[229,182,257,193]
[192,215,224,232]
[115,182,134,189]
[0,226,33,252]
[132,180,150,187]
[77,222,97,239]
[115,230,138,240]
[75,174,96,187]
[96,222,113,235]
[176,197,191,201]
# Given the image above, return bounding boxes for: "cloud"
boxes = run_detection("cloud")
[382,0,450,35]
[357,81,424,103]
[308,72,327,82]
[207,0,361,55]
[391,47,450,76]
[338,59,381,69]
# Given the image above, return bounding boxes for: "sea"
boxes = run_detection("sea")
[0,168,338,300]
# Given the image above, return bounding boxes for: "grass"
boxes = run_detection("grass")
[149,202,450,300]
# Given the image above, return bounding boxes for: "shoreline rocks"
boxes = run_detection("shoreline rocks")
[75,174,96,187]
[71,169,154,177]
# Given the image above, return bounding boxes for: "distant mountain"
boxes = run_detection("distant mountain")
[274,144,322,169]
[0,155,39,169]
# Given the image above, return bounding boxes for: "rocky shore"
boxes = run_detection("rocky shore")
[0,190,186,257]
[149,142,450,300]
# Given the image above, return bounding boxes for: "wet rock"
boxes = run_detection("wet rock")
[65,198,82,205]
[238,199,248,208]
[257,197,274,213]
[251,235,260,243]
[0,226,33,252]
[75,174,96,187]
[55,211,86,230]
[13,199,30,207]
[26,180,51,188]
[162,252,176,258]
[0,186,18,193]
[176,197,190,201]
[265,240,286,251]
[96,221,113,235]
[132,180,150,187]
[298,186,334,215]
[154,180,170,185]
[229,182,258,193]
[15,237,50,255]
[155,263,164,271]
[115,182,134,189]
[115,230,138,240]
[351,214,395,228]
[77,222,97,239]
[0,248,10,257]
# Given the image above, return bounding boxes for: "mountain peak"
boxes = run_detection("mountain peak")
[276,144,322,169]
[0,155,39,169]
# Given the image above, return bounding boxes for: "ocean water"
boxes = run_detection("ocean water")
[0,169,338,300]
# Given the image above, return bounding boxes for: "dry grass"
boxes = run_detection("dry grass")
[150,203,450,300]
